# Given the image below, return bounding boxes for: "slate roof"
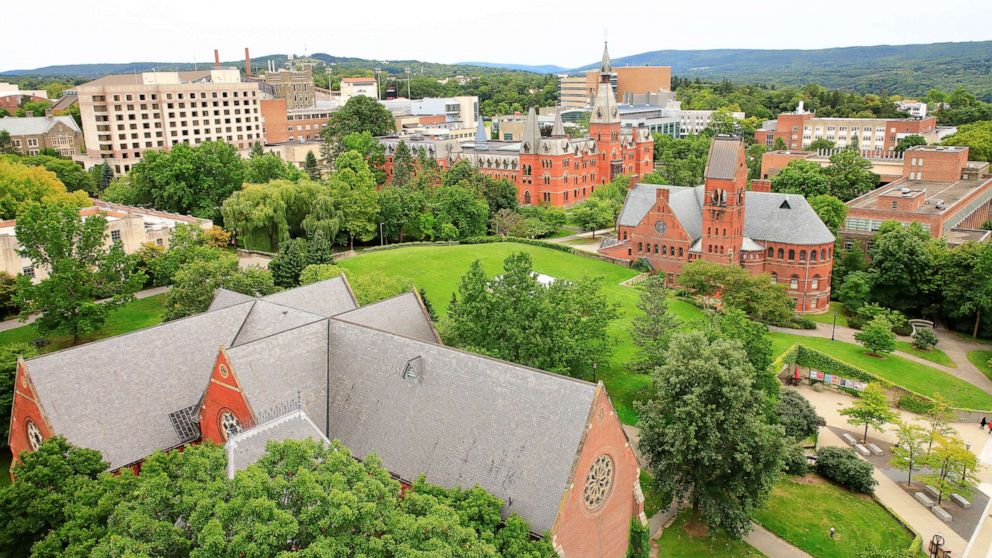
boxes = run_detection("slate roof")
[225,410,330,478]
[0,115,81,136]
[230,300,325,347]
[206,288,254,312]
[333,291,440,344]
[704,136,741,180]
[25,302,255,469]
[260,277,357,317]
[325,319,597,534]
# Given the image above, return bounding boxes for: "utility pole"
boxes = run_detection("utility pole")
[404,67,412,99]
[374,66,382,100]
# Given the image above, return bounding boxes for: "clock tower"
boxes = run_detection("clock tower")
[700,136,748,265]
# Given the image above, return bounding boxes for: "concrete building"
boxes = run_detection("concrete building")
[382,96,479,140]
[10,277,644,557]
[556,44,671,109]
[600,136,836,314]
[840,145,992,249]
[262,141,321,170]
[754,101,940,152]
[0,82,49,100]
[75,68,264,174]
[262,65,316,110]
[896,99,928,118]
[339,77,377,103]
[0,114,84,156]
[559,74,591,109]
[0,200,211,282]
[760,148,908,184]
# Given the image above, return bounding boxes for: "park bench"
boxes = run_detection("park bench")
[866,443,884,456]
[925,485,941,499]
[841,432,858,445]
[914,492,935,508]
[855,444,871,457]
[931,506,952,523]
[950,493,971,509]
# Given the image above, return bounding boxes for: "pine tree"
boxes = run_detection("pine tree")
[249,141,264,158]
[303,151,320,180]
[99,161,114,191]
[630,276,678,373]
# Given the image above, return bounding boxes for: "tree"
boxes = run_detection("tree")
[894,134,927,154]
[808,194,847,235]
[679,261,796,325]
[942,121,992,161]
[923,394,954,454]
[96,160,114,192]
[940,241,992,338]
[0,131,12,154]
[771,159,830,198]
[869,222,939,315]
[890,421,928,487]
[347,271,414,305]
[836,270,874,312]
[825,147,879,201]
[14,203,145,345]
[570,198,616,237]
[776,390,824,441]
[629,276,679,373]
[431,185,489,239]
[0,342,36,447]
[269,238,311,288]
[814,447,877,494]
[164,253,278,320]
[0,158,89,219]
[772,137,788,151]
[299,263,342,285]
[919,433,979,505]
[807,138,835,151]
[912,327,939,351]
[855,316,897,356]
[489,208,524,237]
[709,309,775,394]
[329,151,380,248]
[378,185,425,242]
[244,152,297,183]
[9,154,95,194]
[321,95,395,149]
[636,331,785,537]
[390,140,414,187]
[303,150,320,180]
[340,131,387,183]
[839,383,897,443]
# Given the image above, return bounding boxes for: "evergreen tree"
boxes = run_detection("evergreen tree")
[303,150,320,180]
[268,238,310,288]
[98,160,114,191]
[391,140,413,187]
[629,276,678,373]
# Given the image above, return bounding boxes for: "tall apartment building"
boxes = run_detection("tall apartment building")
[262,66,316,110]
[75,69,263,173]
[559,75,591,109]
[754,102,939,152]
[557,43,671,109]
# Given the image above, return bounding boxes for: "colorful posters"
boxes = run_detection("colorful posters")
[807,370,866,391]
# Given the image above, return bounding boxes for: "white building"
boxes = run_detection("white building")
[339,77,377,103]
[896,100,928,118]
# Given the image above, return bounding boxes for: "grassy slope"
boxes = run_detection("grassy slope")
[337,244,704,424]
[968,350,992,381]
[770,332,992,410]
[755,477,917,558]
[894,340,956,368]
[657,511,766,558]
[806,302,849,328]
[0,295,167,355]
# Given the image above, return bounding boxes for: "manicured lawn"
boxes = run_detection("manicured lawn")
[338,243,704,423]
[806,301,849,328]
[969,350,992,381]
[0,294,168,355]
[755,476,918,558]
[657,511,766,558]
[894,340,956,368]
[769,332,992,410]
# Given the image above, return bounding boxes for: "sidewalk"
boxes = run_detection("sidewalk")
[745,523,814,558]
[0,285,168,333]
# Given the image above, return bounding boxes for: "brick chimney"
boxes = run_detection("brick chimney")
[656,187,670,204]
[214,49,220,69]
[750,179,772,193]
[244,48,252,76]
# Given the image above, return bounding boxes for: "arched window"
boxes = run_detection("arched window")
[219,410,241,441]
[662,245,667,255]
[811,275,820,290]
[523,191,532,205]
[638,242,643,252]
[788,249,796,260]
[790,276,799,290]
[799,250,806,261]
[622,230,627,240]
[778,248,784,259]
[770,273,778,285]
[678,247,684,257]
[767,247,774,257]
[821,248,827,260]
[810,250,817,261]
[26,420,42,452]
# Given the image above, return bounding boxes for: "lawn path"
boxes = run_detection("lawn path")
[744,524,813,558]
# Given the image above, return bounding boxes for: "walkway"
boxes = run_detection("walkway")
[0,285,168,333]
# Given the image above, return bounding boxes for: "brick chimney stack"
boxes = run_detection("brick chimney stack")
[214,49,220,69]
[244,48,252,76]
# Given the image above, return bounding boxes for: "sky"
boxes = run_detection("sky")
[4,0,991,71]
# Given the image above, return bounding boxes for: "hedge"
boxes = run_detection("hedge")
[794,345,878,385]
[897,394,935,415]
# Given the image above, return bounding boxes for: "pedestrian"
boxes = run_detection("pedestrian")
[982,416,988,430]
[829,527,836,539]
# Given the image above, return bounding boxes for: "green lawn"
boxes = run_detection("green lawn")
[755,476,918,558]
[657,511,766,558]
[968,350,992,381]
[0,294,168,355]
[769,332,992,410]
[806,301,850,328]
[338,243,704,423]
[894,341,956,368]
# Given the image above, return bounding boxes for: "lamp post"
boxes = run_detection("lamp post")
[374,66,382,100]
[379,222,385,246]
[592,362,598,384]
[404,67,412,99]
[831,310,838,341]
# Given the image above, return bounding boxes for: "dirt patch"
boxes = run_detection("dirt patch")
[683,517,710,538]
[793,474,827,485]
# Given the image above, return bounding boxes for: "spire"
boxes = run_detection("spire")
[475,113,489,146]
[600,41,612,75]
[522,107,541,151]
[551,106,565,138]
[590,79,619,125]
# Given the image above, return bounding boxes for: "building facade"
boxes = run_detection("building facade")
[10,277,644,558]
[760,148,908,184]
[259,98,333,144]
[339,77,377,102]
[262,66,316,110]
[840,146,992,248]
[0,114,84,156]
[600,136,836,314]
[75,69,264,173]
[557,45,671,110]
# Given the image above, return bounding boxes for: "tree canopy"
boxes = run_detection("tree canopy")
[0,158,89,219]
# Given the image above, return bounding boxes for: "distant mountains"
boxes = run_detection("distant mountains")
[459,61,569,74]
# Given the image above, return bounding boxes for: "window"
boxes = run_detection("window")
[582,454,615,510]
[788,249,795,260]
[799,250,806,261]
[770,273,778,285]
[790,276,799,290]
[22,266,34,279]
[812,276,820,290]
[219,411,241,440]
[26,420,43,451]
[767,247,774,257]
[777,248,784,259]
[156,238,164,246]
[810,250,817,261]
[110,230,121,243]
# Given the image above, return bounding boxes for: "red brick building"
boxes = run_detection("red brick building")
[600,137,836,313]
[378,44,654,207]
[9,277,643,557]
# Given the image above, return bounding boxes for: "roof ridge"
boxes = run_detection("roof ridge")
[227,316,329,352]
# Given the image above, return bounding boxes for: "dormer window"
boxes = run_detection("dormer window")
[402,356,424,382]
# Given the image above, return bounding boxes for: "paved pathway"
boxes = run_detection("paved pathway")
[0,285,168,333]
[546,228,613,243]
[745,523,814,558]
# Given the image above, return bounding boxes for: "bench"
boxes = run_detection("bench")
[931,506,953,523]
[914,492,935,508]
[925,485,940,499]
[855,444,871,457]
[951,493,972,509]
[841,432,858,445]
[866,443,884,456]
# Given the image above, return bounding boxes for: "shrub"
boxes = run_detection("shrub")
[626,519,650,558]
[855,316,896,356]
[777,390,824,440]
[783,443,810,475]
[897,394,935,415]
[815,447,877,493]
[299,264,343,285]
[912,327,938,351]
[203,225,231,248]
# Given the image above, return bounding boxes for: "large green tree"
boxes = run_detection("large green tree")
[320,96,395,168]
[329,151,380,248]
[163,252,278,320]
[629,276,679,374]
[0,158,89,219]
[868,221,940,315]
[14,203,145,345]
[942,121,992,161]
[771,159,830,198]
[636,331,785,537]
[940,241,992,337]
[824,147,878,201]
[808,194,848,235]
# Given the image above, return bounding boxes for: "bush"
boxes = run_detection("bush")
[783,443,810,475]
[626,519,650,558]
[815,447,877,494]
[912,327,938,351]
[777,390,824,441]
[897,394,935,415]
[299,264,343,285]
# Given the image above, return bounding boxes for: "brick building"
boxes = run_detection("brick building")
[600,136,836,313]
[840,146,992,248]
[259,97,333,144]
[558,43,671,109]
[379,44,655,207]
[262,65,316,110]
[0,113,83,156]
[9,277,644,557]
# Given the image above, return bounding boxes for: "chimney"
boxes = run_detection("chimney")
[656,187,670,205]
[214,49,220,69]
[244,48,252,76]
[750,179,772,193]
[44,108,53,120]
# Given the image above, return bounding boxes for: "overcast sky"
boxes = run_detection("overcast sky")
[4,0,991,71]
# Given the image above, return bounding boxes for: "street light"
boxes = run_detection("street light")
[404,67,412,99]
[379,222,385,246]
[831,310,838,341]
[592,362,598,384]
[374,66,382,100]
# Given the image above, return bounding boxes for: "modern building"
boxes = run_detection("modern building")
[0,113,84,156]
[382,96,479,140]
[259,98,334,144]
[557,44,672,109]
[754,102,941,152]
[0,200,211,282]
[262,65,316,110]
[760,148,908,183]
[75,68,264,173]
[600,136,836,314]
[840,146,992,249]
[896,99,928,118]
[379,44,655,207]
[559,74,591,109]
[9,276,644,558]
[339,77,377,103]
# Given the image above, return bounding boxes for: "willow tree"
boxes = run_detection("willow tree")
[221,181,290,252]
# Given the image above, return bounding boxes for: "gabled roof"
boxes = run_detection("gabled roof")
[325,319,597,534]
[24,301,255,469]
[260,277,357,317]
[617,184,704,241]
[230,300,325,347]
[0,115,81,136]
[208,288,255,312]
[225,410,329,478]
[332,291,440,344]
[704,136,741,180]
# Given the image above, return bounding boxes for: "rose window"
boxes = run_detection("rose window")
[582,454,615,510]
[26,420,43,451]
[220,411,241,440]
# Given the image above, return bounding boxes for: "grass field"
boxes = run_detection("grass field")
[0,294,168,355]
[894,340,956,368]
[755,476,919,558]
[657,511,766,558]
[806,301,850,328]
[969,350,992,381]
[769,332,992,410]
[338,243,704,423]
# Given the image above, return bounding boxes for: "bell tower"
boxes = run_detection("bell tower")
[700,136,748,265]
[589,42,622,185]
